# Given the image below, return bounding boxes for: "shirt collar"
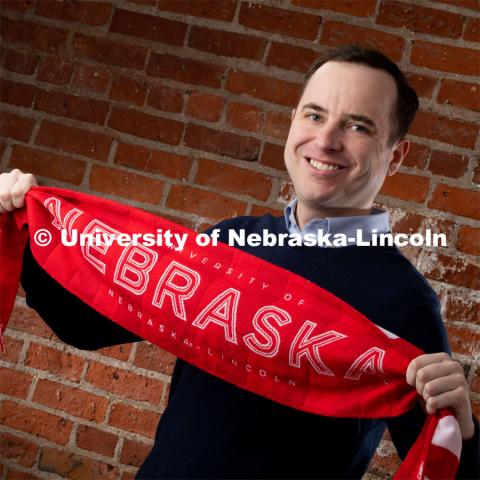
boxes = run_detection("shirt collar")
[284,198,390,240]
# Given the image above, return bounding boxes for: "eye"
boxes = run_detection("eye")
[350,124,370,134]
[306,113,322,122]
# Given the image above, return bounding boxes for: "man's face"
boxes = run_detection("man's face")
[284,61,408,222]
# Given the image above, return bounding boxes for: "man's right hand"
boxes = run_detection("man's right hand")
[0,169,38,213]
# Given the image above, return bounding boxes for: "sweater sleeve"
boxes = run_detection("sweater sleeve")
[386,302,479,479]
[20,242,141,350]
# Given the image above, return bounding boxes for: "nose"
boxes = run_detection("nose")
[313,123,343,152]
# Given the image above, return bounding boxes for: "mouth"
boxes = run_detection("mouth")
[305,157,348,173]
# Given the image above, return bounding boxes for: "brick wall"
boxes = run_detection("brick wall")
[0,0,478,478]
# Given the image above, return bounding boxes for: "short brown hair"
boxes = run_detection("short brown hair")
[300,45,419,145]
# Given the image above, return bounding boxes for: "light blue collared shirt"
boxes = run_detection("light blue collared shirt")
[284,198,390,246]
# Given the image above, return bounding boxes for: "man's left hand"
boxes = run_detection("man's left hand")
[406,352,475,441]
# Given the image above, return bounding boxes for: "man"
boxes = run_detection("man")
[0,45,478,478]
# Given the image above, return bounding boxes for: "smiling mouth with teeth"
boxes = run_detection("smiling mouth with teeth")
[308,158,344,171]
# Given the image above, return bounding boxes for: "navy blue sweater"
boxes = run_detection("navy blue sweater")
[21,214,479,479]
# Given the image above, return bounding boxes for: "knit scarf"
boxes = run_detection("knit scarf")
[0,187,461,479]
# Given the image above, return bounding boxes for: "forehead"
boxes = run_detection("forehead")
[300,61,397,125]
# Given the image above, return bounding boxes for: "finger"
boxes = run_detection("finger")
[406,352,451,386]
[0,169,23,212]
[415,361,463,396]
[11,173,37,208]
[425,386,464,415]
[422,372,466,401]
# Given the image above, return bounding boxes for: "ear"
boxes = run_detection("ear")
[291,108,296,122]
[387,140,409,176]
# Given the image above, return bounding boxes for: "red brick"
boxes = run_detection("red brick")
[36,120,112,161]
[89,165,164,205]
[0,77,36,107]
[420,252,480,290]
[0,17,68,52]
[457,225,480,256]
[7,304,55,340]
[320,20,405,62]
[428,150,469,178]
[279,180,294,204]
[471,367,480,393]
[411,41,479,76]
[446,324,480,357]
[1,0,34,12]
[428,184,480,220]
[76,425,118,457]
[108,106,183,144]
[35,89,109,125]
[188,26,266,60]
[263,110,291,140]
[73,64,113,93]
[9,145,86,184]
[35,0,112,25]
[474,158,480,185]
[445,291,479,325]
[377,1,464,38]
[410,111,478,149]
[121,472,136,480]
[0,432,38,467]
[109,77,147,106]
[184,124,260,161]
[292,0,377,17]
[405,72,436,99]
[115,143,192,180]
[5,467,41,479]
[110,8,186,45]
[422,216,455,248]
[435,0,480,12]
[266,42,317,73]
[109,403,159,438]
[369,441,401,477]
[226,70,301,107]
[402,142,429,169]
[134,343,176,375]
[85,360,165,404]
[36,56,74,85]
[464,18,479,42]
[251,205,283,217]
[39,447,119,479]
[0,111,35,142]
[32,379,109,422]
[167,185,247,220]
[25,343,84,381]
[0,400,73,445]
[1,335,23,364]
[239,3,320,40]
[260,142,286,171]
[437,79,480,111]
[157,0,236,21]
[73,33,147,70]
[186,91,225,122]
[147,53,225,88]
[2,49,39,75]
[97,344,132,362]
[0,367,32,399]
[120,438,152,468]
[380,172,429,203]
[147,83,184,113]
[195,158,273,201]
[227,102,264,132]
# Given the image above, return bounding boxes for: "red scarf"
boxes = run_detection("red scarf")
[0,187,461,479]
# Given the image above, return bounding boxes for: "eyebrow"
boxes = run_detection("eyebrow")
[301,102,378,131]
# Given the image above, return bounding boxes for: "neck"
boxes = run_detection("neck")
[295,202,373,230]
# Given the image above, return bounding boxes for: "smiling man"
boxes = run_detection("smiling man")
[0,45,478,478]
